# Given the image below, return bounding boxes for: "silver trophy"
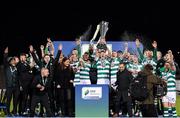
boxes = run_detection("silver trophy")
[100,21,109,39]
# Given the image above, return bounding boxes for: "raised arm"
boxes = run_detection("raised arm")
[54,44,62,64]
[40,45,45,58]
[75,39,82,59]
[3,47,9,67]
[168,50,176,71]
[135,38,144,61]
[123,42,128,55]
[152,40,157,61]
[47,38,55,58]
[29,45,42,68]
[44,38,51,55]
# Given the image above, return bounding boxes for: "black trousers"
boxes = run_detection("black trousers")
[115,91,132,117]
[56,88,73,117]
[39,87,56,116]
[30,94,53,117]
[140,104,158,117]
[20,81,32,113]
[48,86,56,114]
[6,87,20,114]
[18,91,23,114]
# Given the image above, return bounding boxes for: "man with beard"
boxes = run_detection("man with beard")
[113,62,133,117]
[17,52,34,116]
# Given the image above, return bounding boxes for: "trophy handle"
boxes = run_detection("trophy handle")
[90,24,100,44]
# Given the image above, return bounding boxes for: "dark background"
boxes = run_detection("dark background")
[0,2,180,65]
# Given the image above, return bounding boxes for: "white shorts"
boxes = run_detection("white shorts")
[162,92,176,104]
[97,79,110,85]
[80,80,91,85]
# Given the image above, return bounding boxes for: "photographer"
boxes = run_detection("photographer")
[139,64,162,117]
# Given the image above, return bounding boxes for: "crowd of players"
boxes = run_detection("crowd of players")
[2,23,179,117]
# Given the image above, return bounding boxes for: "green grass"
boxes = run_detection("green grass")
[176,95,180,116]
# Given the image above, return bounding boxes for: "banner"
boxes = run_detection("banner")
[75,85,109,117]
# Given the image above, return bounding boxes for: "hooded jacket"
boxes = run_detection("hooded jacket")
[139,68,161,104]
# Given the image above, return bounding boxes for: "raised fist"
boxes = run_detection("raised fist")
[40,45,44,50]
[58,44,63,50]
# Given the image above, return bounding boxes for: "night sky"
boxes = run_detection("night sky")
[0,2,180,64]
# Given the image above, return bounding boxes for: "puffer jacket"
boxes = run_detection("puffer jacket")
[140,69,161,104]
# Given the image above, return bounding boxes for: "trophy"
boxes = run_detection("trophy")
[90,24,100,45]
[96,21,109,51]
[100,21,109,39]
[90,20,109,45]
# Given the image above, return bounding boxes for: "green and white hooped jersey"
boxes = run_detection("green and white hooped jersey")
[73,69,80,86]
[160,71,171,81]
[160,67,175,80]
[167,73,176,92]
[160,68,176,92]
[96,59,110,84]
[110,58,121,84]
[126,62,143,78]
[79,63,91,80]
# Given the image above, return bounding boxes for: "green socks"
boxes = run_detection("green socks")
[164,107,177,117]
[172,107,177,117]
[163,107,169,117]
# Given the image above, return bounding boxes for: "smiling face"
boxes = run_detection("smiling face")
[83,53,89,61]
[63,59,70,67]
[100,51,106,59]
[119,63,125,72]
[112,51,117,58]
[164,53,171,62]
